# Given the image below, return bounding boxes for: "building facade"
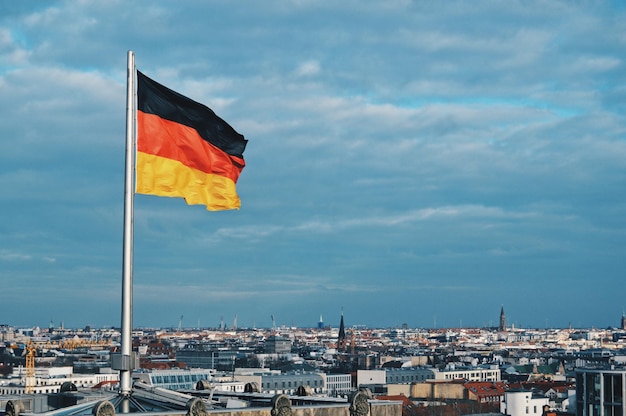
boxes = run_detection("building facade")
[0,366,118,395]
[434,365,501,382]
[357,368,436,388]
[323,373,353,396]
[500,390,549,416]
[264,336,292,354]
[576,366,625,416]
[176,348,238,370]
[235,371,325,395]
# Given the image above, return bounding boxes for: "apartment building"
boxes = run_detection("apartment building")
[435,365,501,382]
[575,366,625,416]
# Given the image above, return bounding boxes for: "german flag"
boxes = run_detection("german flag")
[136,71,247,211]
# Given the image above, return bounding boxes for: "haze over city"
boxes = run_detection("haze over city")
[1,1,624,330]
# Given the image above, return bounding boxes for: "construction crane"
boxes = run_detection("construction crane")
[24,338,112,394]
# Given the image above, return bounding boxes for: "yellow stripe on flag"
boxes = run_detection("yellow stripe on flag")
[136,152,241,211]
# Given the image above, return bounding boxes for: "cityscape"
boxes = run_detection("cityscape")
[2,307,626,416]
[2,2,624,416]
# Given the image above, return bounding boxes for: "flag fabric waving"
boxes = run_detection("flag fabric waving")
[136,71,247,211]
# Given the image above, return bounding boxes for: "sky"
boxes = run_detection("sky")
[1,1,625,331]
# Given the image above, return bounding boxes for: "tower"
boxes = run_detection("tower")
[337,310,346,351]
[498,305,506,331]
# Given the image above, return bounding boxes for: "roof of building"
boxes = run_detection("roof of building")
[381,360,404,369]
[508,381,573,394]
[274,362,318,373]
[513,362,560,375]
[465,382,508,397]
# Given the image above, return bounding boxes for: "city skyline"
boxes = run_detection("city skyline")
[1,1,625,330]
[3,306,626,333]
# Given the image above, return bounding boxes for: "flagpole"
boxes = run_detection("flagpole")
[119,50,136,400]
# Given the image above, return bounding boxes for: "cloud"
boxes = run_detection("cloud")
[0,250,32,262]
[0,0,624,329]
[294,60,321,77]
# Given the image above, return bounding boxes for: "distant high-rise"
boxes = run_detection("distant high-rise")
[338,310,346,350]
[318,314,324,329]
[621,311,626,330]
[499,306,506,331]
[264,335,292,354]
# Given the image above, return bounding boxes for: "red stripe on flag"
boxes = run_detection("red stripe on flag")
[138,111,245,184]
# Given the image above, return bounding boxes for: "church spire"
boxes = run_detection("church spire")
[338,308,346,350]
[499,305,506,331]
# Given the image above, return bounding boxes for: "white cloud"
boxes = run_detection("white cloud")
[0,250,32,261]
[0,0,624,329]
[294,60,321,77]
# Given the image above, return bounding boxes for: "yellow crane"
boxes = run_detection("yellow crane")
[24,338,111,394]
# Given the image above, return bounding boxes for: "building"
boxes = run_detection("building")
[575,366,626,416]
[264,336,292,354]
[176,346,239,370]
[318,315,324,330]
[322,373,353,397]
[402,379,507,404]
[0,366,118,395]
[466,381,508,405]
[434,365,501,382]
[357,367,436,389]
[385,367,436,384]
[404,380,466,400]
[501,389,549,416]
[356,369,386,387]
[235,370,325,395]
[134,368,216,391]
[337,312,346,351]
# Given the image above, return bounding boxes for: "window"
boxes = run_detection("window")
[604,373,623,403]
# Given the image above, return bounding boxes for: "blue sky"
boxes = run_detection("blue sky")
[1,1,624,330]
